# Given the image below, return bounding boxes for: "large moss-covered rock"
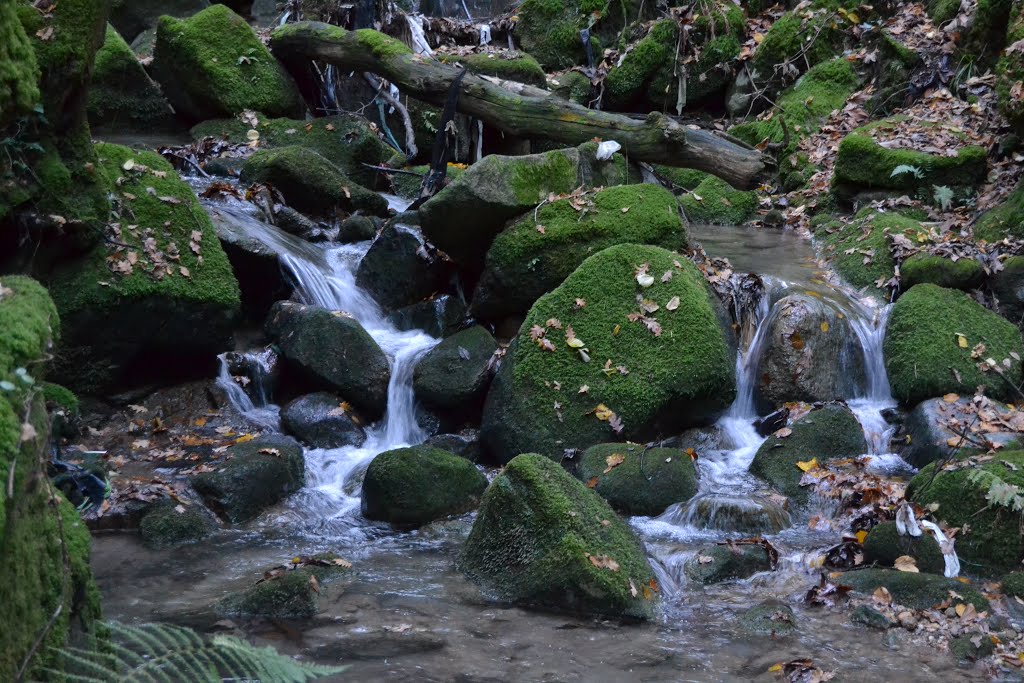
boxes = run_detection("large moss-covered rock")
[191,434,305,524]
[481,244,735,463]
[48,143,241,394]
[679,175,758,225]
[927,0,1013,61]
[884,284,1024,406]
[907,451,1024,574]
[152,5,302,123]
[816,210,925,293]
[361,446,488,526]
[413,326,497,419]
[419,144,638,270]
[138,500,217,549]
[900,254,984,291]
[841,568,988,611]
[217,558,352,618]
[239,145,388,217]
[460,454,657,619]
[265,301,391,419]
[0,276,101,681]
[471,184,688,320]
[280,392,366,449]
[387,294,468,338]
[88,24,177,133]
[974,181,1024,242]
[577,443,697,516]
[863,521,945,574]
[191,114,392,188]
[749,405,867,501]
[514,0,631,71]
[355,223,452,311]
[749,10,841,85]
[684,544,772,584]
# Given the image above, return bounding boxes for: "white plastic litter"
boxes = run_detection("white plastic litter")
[405,14,433,56]
[479,24,492,46]
[920,519,961,578]
[895,501,922,537]
[596,140,621,160]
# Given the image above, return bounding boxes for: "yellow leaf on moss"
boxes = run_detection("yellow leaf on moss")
[796,457,818,472]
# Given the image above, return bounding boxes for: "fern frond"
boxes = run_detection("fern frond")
[43,621,345,683]
[932,185,954,211]
[967,468,1024,512]
[890,164,923,179]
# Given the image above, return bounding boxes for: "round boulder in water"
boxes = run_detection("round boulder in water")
[138,500,217,549]
[738,600,797,636]
[684,544,772,584]
[576,443,697,516]
[899,395,1020,468]
[863,521,945,575]
[338,214,378,243]
[280,392,367,449]
[749,404,867,503]
[360,446,488,527]
[459,454,658,620]
[755,294,865,407]
[413,326,498,421]
[355,223,453,311]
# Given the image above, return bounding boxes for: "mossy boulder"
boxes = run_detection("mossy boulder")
[361,446,488,526]
[265,301,392,419]
[749,405,867,502]
[816,210,925,293]
[950,633,996,662]
[928,0,1013,61]
[0,0,39,127]
[841,568,988,611]
[191,114,392,188]
[993,255,1024,327]
[900,254,984,291]
[280,392,366,449]
[413,326,498,420]
[679,175,758,225]
[239,146,388,218]
[354,223,452,311]
[387,294,468,338]
[739,601,797,636]
[974,181,1024,242]
[438,49,546,86]
[0,276,101,681]
[862,521,945,574]
[655,167,709,192]
[482,245,735,463]
[747,10,841,90]
[577,443,697,516]
[217,558,352,618]
[907,451,1024,574]
[900,396,1020,468]
[604,19,676,111]
[550,70,592,105]
[191,434,305,524]
[88,24,178,133]
[514,0,639,71]
[684,544,771,584]
[152,4,302,123]
[419,144,638,270]
[138,500,217,549]
[884,284,1024,406]
[48,143,241,394]
[338,214,378,243]
[471,184,688,320]
[850,604,894,630]
[460,453,657,619]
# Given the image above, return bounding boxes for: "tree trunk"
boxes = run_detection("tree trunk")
[270,23,767,189]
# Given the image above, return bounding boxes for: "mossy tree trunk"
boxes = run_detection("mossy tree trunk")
[269,23,768,189]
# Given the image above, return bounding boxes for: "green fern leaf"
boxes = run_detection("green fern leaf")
[890,164,923,179]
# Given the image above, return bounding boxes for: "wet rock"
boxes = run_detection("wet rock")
[850,604,894,630]
[387,294,468,338]
[191,434,304,523]
[470,184,688,321]
[313,628,446,659]
[671,426,723,453]
[239,146,388,218]
[460,454,657,619]
[361,446,488,527]
[684,544,772,584]
[950,633,995,662]
[217,558,352,618]
[750,404,867,502]
[265,301,391,419]
[907,450,1024,574]
[576,444,697,517]
[280,392,366,449]
[899,396,1019,468]
[273,205,333,243]
[755,294,865,406]
[755,408,789,437]
[481,245,735,463]
[900,254,984,292]
[840,568,989,611]
[355,223,453,311]
[337,214,377,243]
[138,500,217,549]
[679,175,758,225]
[413,326,497,421]
[681,493,791,534]
[426,429,483,463]
[863,521,945,575]
[992,255,1024,328]
[738,600,797,636]
[151,5,303,123]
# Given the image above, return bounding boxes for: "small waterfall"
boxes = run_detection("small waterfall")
[215,352,280,430]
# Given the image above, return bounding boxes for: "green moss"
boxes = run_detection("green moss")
[751,11,839,79]
[907,451,1024,574]
[355,28,413,59]
[413,326,497,411]
[841,568,989,610]
[138,501,216,549]
[438,50,546,87]
[1002,571,1024,598]
[87,24,176,132]
[472,184,687,319]
[361,446,488,526]
[551,70,592,105]
[515,0,612,70]
[679,175,758,224]
[884,284,1024,405]
[0,0,39,125]
[605,20,677,110]
[42,382,78,415]
[863,521,945,574]
[654,166,709,191]
[817,210,924,291]
[509,149,579,204]
[218,559,352,618]
[739,601,797,636]
[481,244,735,462]
[577,443,696,516]
[153,4,302,122]
[975,180,1024,241]
[460,453,657,619]
[685,545,771,584]
[389,163,465,199]
[750,405,866,502]
[900,254,984,291]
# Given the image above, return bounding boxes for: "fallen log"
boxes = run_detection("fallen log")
[269,23,767,189]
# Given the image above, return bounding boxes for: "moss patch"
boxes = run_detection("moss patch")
[751,11,840,80]
[974,181,1024,241]
[88,24,176,132]
[816,210,924,292]
[900,254,984,291]
[679,175,758,225]
[438,50,547,87]
[863,521,945,574]
[577,443,697,516]
[684,544,771,584]
[139,500,216,549]
[883,283,1024,406]
[0,0,39,125]
[841,568,988,610]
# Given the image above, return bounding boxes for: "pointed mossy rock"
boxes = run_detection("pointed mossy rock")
[679,175,758,225]
[413,325,498,417]
[355,222,453,311]
[907,450,1024,574]
[841,568,988,611]
[239,145,388,217]
[460,454,657,619]
[749,404,866,502]
[481,244,735,464]
[899,253,984,292]
[471,184,688,320]
[48,143,241,394]
[191,114,393,188]
[577,443,697,516]
[361,445,488,527]
[862,521,945,574]
[88,24,178,133]
[884,284,1024,406]
[152,4,302,123]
